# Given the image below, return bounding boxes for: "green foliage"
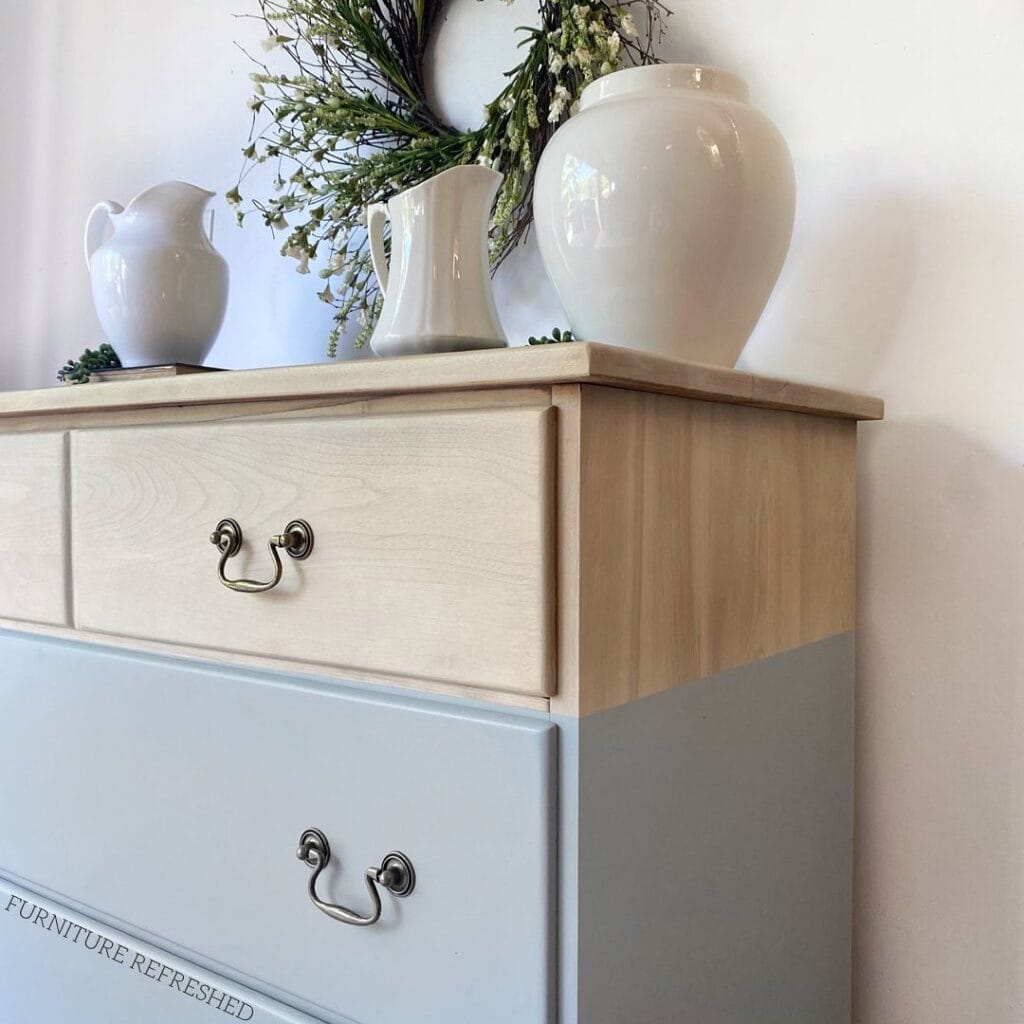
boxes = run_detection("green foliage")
[58,344,122,384]
[528,326,576,345]
[233,0,667,355]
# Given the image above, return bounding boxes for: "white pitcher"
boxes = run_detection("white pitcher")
[367,166,508,357]
[84,181,229,367]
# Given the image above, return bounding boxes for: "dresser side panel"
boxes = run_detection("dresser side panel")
[571,384,857,716]
[576,633,855,1024]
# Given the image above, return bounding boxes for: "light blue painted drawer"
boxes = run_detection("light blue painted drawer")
[0,880,321,1024]
[0,632,556,1024]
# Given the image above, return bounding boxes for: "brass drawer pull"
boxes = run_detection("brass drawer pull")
[209,518,314,594]
[296,827,415,928]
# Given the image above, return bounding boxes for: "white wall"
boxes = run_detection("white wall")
[3,1,1024,1020]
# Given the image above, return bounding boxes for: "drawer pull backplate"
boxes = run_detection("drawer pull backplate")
[296,827,415,928]
[209,518,314,594]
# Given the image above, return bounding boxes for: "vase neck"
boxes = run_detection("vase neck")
[579,64,749,112]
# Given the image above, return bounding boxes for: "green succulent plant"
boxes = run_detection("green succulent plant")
[528,326,576,345]
[58,344,122,384]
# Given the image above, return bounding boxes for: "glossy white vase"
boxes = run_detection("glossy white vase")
[84,181,229,367]
[534,64,795,367]
[367,166,508,357]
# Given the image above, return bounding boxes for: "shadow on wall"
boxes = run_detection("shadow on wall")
[853,421,1024,1024]
[741,174,918,392]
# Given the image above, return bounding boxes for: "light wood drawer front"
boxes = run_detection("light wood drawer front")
[0,633,556,1024]
[71,406,554,697]
[0,432,67,626]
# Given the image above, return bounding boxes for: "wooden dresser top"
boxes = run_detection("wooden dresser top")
[0,343,883,421]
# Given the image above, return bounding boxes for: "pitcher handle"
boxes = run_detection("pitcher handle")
[84,200,124,270]
[367,203,389,295]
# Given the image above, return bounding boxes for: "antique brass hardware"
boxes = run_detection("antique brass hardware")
[296,827,416,928]
[209,518,314,594]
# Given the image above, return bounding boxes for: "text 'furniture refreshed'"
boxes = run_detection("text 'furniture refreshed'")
[0,343,882,1023]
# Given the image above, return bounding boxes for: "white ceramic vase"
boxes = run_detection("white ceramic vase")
[84,181,229,367]
[533,64,795,367]
[367,165,508,357]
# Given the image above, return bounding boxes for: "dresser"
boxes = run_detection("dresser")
[0,343,882,1024]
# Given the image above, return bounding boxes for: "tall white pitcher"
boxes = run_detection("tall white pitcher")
[367,166,508,357]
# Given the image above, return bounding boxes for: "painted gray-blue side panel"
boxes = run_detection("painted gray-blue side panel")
[0,879,326,1024]
[565,632,855,1024]
[556,704,581,1024]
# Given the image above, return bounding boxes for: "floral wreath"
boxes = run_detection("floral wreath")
[230,0,667,353]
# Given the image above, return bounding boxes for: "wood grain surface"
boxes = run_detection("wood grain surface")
[0,343,883,421]
[71,406,555,698]
[554,385,858,716]
[0,431,69,626]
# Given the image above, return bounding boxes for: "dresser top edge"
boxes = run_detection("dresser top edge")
[0,343,883,422]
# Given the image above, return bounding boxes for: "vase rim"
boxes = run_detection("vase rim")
[578,63,750,112]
